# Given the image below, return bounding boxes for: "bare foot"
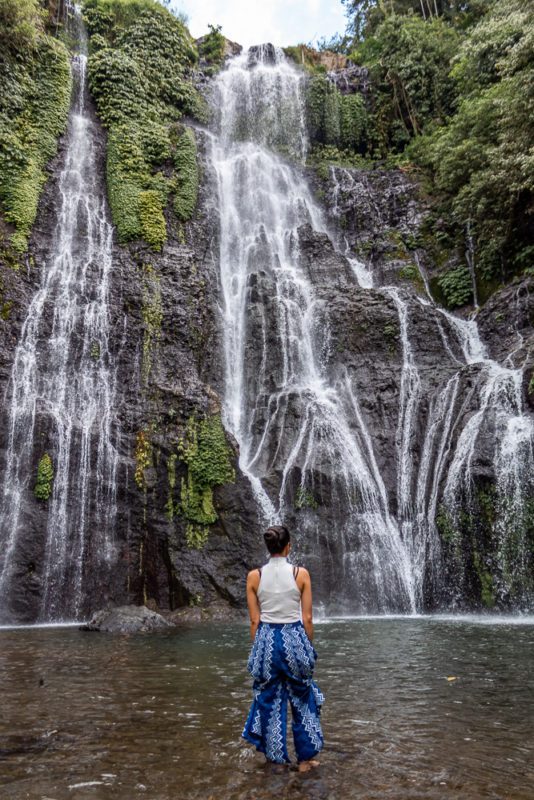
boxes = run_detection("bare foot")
[298,759,320,773]
[266,760,289,774]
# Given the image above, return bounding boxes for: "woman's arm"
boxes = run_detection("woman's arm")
[246,570,261,642]
[298,568,313,642]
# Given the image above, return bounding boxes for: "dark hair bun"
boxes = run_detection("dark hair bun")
[264,525,290,555]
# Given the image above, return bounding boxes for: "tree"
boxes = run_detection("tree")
[342,0,488,42]
[356,13,459,152]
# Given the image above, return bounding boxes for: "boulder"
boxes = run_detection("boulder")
[81,605,171,633]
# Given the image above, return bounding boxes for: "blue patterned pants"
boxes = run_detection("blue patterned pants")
[242,621,324,763]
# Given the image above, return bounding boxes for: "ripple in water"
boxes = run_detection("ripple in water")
[0,619,532,799]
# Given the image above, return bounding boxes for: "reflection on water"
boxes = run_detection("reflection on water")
[0,618,532,799]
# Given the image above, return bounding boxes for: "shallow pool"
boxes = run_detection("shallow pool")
[1,616,533,799]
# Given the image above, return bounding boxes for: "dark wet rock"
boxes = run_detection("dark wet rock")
[326,63,371,97]
[82,604,170,633]
[476,277,534,367]
[314,165,435,291]
[248,43,278,66]
[165,600,247,625]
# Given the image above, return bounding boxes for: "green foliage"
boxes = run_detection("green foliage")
[34,453,54,501]
[0,0,44,53]
[295,486,318,510]
[173,126,198,221]
[85,0,206,249]
[406,0,534,290]
[135,430,152,489]
[472,545,495,608]
[199,23,225,64]
[176,413,235,548]
[305,74,369,179]
[438,264,473,308]
[436,486,534,607]
[339,1,532,302]
[340,93,368,151]
[284,43,336,74]
[0,18,71,251]
[357,13,459,151]
[383,322,398,354]
[138,190,166,250]
[87,47,148,125]
[343,0,487,43]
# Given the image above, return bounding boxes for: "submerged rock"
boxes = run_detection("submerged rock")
[82,605,170,633]
[165,601,247,625]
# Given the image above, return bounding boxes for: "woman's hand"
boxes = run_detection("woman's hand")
[246,570,261,642]
[297,568,313,642]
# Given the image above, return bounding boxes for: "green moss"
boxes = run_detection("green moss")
[86,1,207,249]
[383,322,398,355]
[175,413,235,548]
[164,452,177,520]
[306,74,367,155]
[473,545,495,608]
[135,430,152,490]
[138,190,166,251]
[436,504,458,542]
[398,262,426,293]
[528,372,534,395]
[0,34,72,251]
[295,486,318,510]
[437,488,534,606]
[34,453,54,501]
[173,126,198,222]
[438,264,473,309]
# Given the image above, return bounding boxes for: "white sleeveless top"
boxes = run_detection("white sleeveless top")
[257,556,302,623]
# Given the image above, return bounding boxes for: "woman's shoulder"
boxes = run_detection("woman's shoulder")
[246,565,264,583]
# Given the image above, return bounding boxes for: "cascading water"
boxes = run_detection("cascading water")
[210,47,534,612]
[328,164,534,607]
[0,9,119,623]
[211,47,416,612]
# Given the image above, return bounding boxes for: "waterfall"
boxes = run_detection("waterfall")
[210,48,416,613]
[0,9,119,623]
[210,47,534,612]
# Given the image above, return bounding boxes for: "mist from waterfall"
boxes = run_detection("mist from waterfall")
[210,46,534,613]
[0,12,119,622]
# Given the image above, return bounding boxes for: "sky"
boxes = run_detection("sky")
[169,0,348,49]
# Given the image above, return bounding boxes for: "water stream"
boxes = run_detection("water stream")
[0,10,119,623]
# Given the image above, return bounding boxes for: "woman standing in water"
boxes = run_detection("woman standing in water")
[242,525,324,771]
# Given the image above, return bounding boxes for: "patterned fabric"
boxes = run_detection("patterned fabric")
[242,621,324,763]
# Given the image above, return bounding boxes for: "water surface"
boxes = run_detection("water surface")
[1,618,532,799]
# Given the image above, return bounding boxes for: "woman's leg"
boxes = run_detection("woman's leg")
[243,624,291,764]
[242,676,290,763]
[287,678,324,765]
[278,623,324,766]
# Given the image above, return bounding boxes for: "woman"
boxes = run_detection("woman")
[242,525,324,771]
